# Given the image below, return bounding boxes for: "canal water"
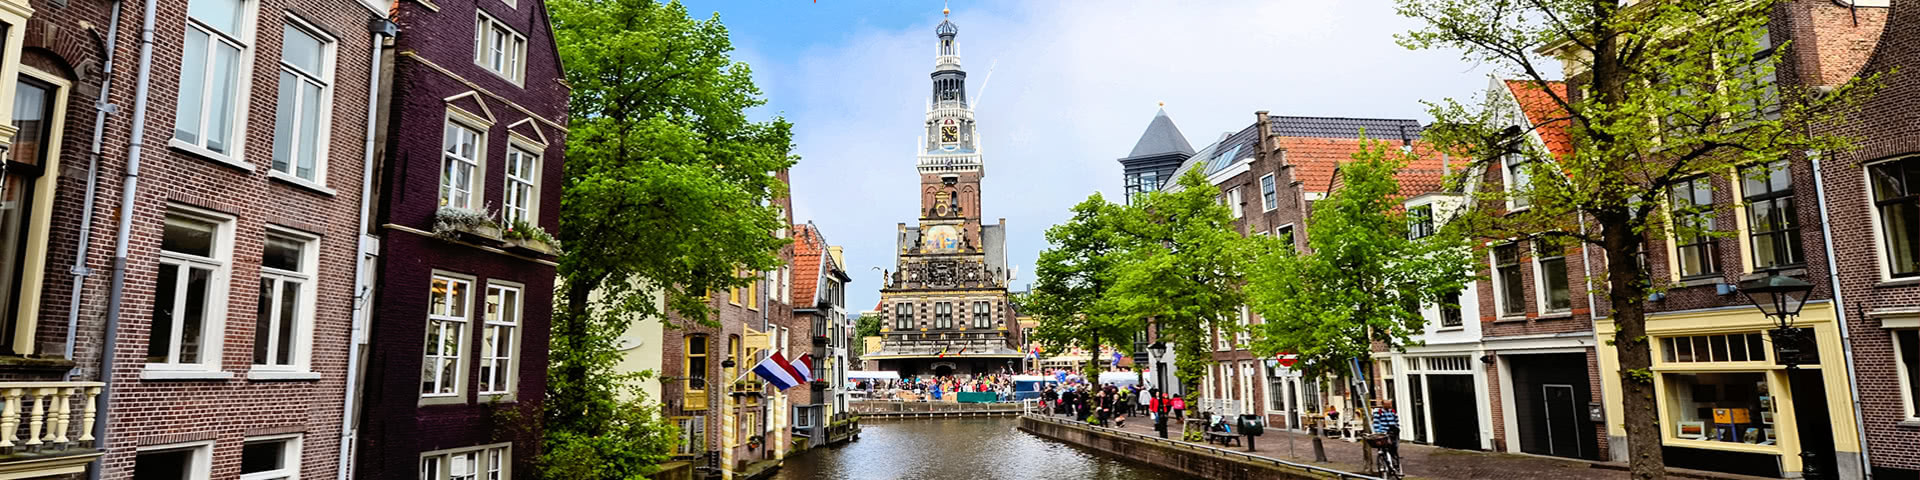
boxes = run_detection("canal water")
[771,417,1191,480]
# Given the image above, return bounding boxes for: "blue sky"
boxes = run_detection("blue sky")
[679,0,1505,313]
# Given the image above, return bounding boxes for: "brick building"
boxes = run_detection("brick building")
[654,168,796,477]
[68,0,392,477]
[787,223,851,449]
[351,0,567,478]
[1806,0,1918,477]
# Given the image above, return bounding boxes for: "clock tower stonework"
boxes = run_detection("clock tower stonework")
[867,11,1023,378]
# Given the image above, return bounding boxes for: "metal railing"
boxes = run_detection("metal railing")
[1020,412,1384,480]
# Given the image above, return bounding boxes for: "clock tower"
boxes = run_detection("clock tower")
[867,10,1022,378]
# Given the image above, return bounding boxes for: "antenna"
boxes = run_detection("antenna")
[972,58,997,109]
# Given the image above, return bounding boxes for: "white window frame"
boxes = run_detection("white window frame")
[172,0,260,166]
[1864,156,1920,282]
[1260,173,1278,212]
[478,281,523,399]
[1491,242,1526,319]
[501,141,540,226]
[269,15,336,188]
[251,228,320,379]
[1229,187,1244,219]
[1275,224,1295,249]
[239,433,302,480]
[440,113,488,210]
[1891,327,1920,421]
[423,272,475,403]
[420,443,511,480]
[136,440,216,479]
[145,206,235,377]
[1532,239,1571,314]
[473,11,527,85]
[1502,153,1531,211]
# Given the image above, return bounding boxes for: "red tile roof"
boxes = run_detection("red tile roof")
[1281,138,1451,196]
[789,224,826,307]
[1504,79,1573,159]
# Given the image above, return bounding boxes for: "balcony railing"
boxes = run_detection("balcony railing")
[0,382,102,455]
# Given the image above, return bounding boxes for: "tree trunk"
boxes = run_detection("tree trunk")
[1312,435,1328,463]
[1603,226,1663,479]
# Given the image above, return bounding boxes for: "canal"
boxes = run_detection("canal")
[772,417,1191,480]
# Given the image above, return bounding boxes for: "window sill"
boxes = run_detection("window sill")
[1433,326,1466,333]
[168,139,256,171]
[141,369,235,381]
[1740,268,1806,282]
[1875,277,1920,289]
[419,394,469,406]
[1673,277,1725,288]
[247,370,322,381]
[1494,316,1529,323]
[1536,312,1574,320]
[1898,419,1920,428]
[268,170,337,196]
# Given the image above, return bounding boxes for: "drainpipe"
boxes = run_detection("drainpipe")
[1810,152,1872,478]
[64,0,122,379]
[92,0,162,475]
[338,17,397,480]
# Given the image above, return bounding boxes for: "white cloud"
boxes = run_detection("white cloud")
[741,0,1494,312]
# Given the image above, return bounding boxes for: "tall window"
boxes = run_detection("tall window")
[1741,27,1781,121]
[440,121,482,209]
[474,12,527,84]
[1276,225,1295,250]
[1742,161,1801,270]
[0,75,60,356]
[151,211,230,369]
[1124,171,1159,204]
[1504,154,1532,209]
[270,20,332,182]
[674,416,706,456]
[894,303,912,330]
[1671,175,1719,278]
[503,146,538,224]
[972,301,990,329]
[1869,157,1920,278]
[1439,291,1463,328]
[1897,330,1919,419]
[479,284,521,396]
[1495,243,1525,317]
[423,275,471,397]
[684,334,708,393]
[175,0,253,157]
[239,435,299,480]
[421,445,509,480]
[1229,187,1244,219]
[1260,173,1278,211]
[254,232,312,369]
[1535,237,1571,313]
[1408,205,1435,240]
[934,302,952,329]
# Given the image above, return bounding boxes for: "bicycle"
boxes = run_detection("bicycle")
[1365,432,1402,479]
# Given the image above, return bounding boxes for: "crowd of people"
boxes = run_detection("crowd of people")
[1037,381,1179,428]
[850,374,1019,401]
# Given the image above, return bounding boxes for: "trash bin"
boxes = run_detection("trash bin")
[1238,414,1264,436]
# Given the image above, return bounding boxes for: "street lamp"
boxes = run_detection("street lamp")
[1147,341,1169,438]
[1737,273,1824,480]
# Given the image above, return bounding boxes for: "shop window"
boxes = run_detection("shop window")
[1741,161,1800,270]
[1661,333,1766,363]
[1868,157,1920,278]
[1670,175,1720,279]
[1494,243,1525,317]
[1662,372,1774,445]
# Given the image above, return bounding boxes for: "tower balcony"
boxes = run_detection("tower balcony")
[917,155,982,174]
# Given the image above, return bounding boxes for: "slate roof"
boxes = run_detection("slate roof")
[790,224,826,307]
[1168,123,1260,185]
[1269,115,1424,143]
[1504,79,1574,159]
[1125,108,1196,159]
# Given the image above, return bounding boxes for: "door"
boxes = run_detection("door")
[1427,374,1480,449]
[1542,384,1581,458]
[1409,375,1428,443]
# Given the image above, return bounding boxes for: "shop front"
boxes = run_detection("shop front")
[1391,354,1491,450]
[1597,302,1862,478]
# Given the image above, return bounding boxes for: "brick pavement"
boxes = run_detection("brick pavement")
[1036,411,1774,480]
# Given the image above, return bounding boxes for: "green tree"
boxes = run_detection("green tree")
[1109,170,1252,398]
[1397,0,1877,477]
[1020,193,1138,381]
[852,313,878,358]
[546,0,795,477]
[1247,139,1473,379]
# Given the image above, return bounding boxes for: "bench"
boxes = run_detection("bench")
[1204,431,1241,447]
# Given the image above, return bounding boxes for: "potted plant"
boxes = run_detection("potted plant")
[432,206,506,245]
[499,218,562,255]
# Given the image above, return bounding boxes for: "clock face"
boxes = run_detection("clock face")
[941,125,958,143]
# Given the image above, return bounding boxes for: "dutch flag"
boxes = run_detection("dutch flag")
[751,352,806,390]
[791,354,815,383]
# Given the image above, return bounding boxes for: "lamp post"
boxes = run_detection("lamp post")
[1738,273,1824,480]
[1148,341,1168,438]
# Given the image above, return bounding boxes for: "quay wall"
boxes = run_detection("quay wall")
[1017,415,1374,480]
